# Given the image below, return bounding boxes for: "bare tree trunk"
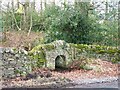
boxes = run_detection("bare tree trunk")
[64,0,66,9]
[17,0,19,9]
[11,11,21,31]
[3,2,10,41]
[118,1,120,49]
[7,2,10,31]
[44,0,47,9]
[64,0,66,4]
[0,1,5,41]
[23,1,28,31]
[28,3,33,36]
[75,1,89,17]
[40,0,43,11]
[52,0,55,5]
[74,0,78,8]
[11,0,14,30]
[27,13,32,36]
[11,0,14,11]
[32,0,35,10]
[20,14,23,30]
[105,0,108,20]
[11,0,21,31]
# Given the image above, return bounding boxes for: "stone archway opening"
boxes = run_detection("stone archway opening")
[55,55,66,69]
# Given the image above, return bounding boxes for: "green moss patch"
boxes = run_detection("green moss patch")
[30,44,55,54]
[70,43,119,54]
[28,43,55,68]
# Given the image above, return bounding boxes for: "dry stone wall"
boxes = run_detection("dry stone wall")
[1,40,119,79]
[1,48,32,79]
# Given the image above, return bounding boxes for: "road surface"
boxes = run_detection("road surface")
[67,80,118,88]
[63,77,119,88]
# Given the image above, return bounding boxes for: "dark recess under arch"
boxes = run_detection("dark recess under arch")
[55,55,66,68]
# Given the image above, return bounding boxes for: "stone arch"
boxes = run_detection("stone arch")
[55,55,66,68]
